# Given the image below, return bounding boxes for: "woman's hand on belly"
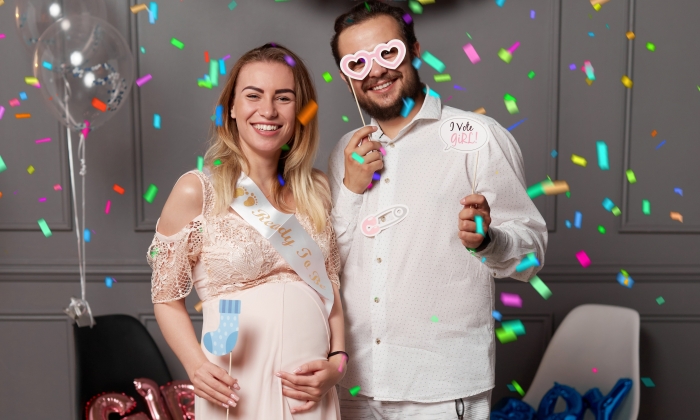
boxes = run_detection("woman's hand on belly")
[189,359,241,409]
[275,356,345,414]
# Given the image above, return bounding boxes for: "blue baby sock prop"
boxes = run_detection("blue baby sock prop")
[583,378,633,420]
[203,299,241,356]
[491,398,536,420]
[537,382,585,420]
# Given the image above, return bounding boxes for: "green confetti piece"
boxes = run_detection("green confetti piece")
[209,60,219,87]
[281,144,291,151]
[408,0,423,14]
[642,199,651,215]
[430,315,439,322]
[143,184,158,203]
[530,275,552,300]
[349,385,362,396]
[504,93,517,102]
[150,247,159,258]
[528,70,536,79]
[565,191,571,198]
[646,42,655,52]
[140,46,146,54]
[612,206,621,216]
[496,327,518,343]
[501,320,526,336]
[641,377,655,387]
[228,0,237,10]
[498,48,513,63]
[351,152,365,164]
[466,32,472,39]
[504,100,519,114]
[322,72,333,83]
[198,79,212,89]
[433,74,452,82]
[512,380,525,396]
[598,225,606,234]
[213,159,222,166]
[0,155,6,173]
[37,218,52,237]
[342,115,349,122]
[626,169,637,183]
[421,51,445,73]
[620,269,629,277]
[527,182,546,199]
[656,296,665,305]
[197,156,204,172]
[170,38,184,49]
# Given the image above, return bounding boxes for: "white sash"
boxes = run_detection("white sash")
[229,173,334,317]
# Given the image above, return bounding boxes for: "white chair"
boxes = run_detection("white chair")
[521,304,640,420]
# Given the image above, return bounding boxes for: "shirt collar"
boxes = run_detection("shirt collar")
[370,84,442,142]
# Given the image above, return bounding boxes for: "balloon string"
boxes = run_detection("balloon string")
[349,82,366,127]
[226,352,232,420]
[78,132,87,300]
[472,151,479,195]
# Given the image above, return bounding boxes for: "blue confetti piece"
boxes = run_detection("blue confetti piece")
[574,211,582,229]
[19,92,27,100]
[42,61,52,70]
[655,140,666,149]
[105,277,114,288]
[277,173,285,186]
[412,57,422,70]
[492,310,503,321]
[565,220,572,228]
[149,2,158,24]
[596,141,609,170]
[475,215,484,235]
[153,113,161,129]
[481,256,487,263]
[507,383,516,391]
[530,10,535,19]
[372,172,381,181]
[674,187,683,196]
[507,118,527,131]
[617,272,634,288]
[83,229,91,243]
[602,197,615,212]
[423,86,440,98]
[588,32,595,37]
[215,104,224,126]
[515,253,540,272]
[496,0,506,7]
[219,59,226,75]
[641,377,655,387]
[453,84,467,91]
[400,97,415,118]
[551,149,558,158]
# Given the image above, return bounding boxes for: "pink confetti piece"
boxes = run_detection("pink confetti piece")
[35,137,51,144]
[0,34,5,39]
[592,367,598,373]
[462,43,481,64]
[136,74,152,87]
[500,292,522,308]
[576,250,591,267]
[338,354,347,372]
[105,199,111,214]
[9,99,20,107]
[222,54,231,60]
[507,41,521,54]
[38,197,47,202]
[81,120,90,139]
[0,106,4,120]
[53,184,62,191]
[379,147,386,156]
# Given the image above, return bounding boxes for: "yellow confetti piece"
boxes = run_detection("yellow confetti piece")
[670,212,683,223]
[27,165,35,174]
[130,4,148,13]
[24,76,39,85]
[621,75,633,88]
[194,301,203,312]
[586,78,593,86]
[651,129,657,137]
[571,154,587,167]
[626,31,636,40]
[472,107,486,115]
[593,4,601,11]
[15,113,31,119]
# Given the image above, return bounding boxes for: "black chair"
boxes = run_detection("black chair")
[73,314,173,420]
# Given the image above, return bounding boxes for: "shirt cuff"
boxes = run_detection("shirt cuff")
[475,225,503,257]
[333,181,364,223]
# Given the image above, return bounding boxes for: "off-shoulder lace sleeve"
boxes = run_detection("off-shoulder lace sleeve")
[147,216,205,303]
[324,217,341,288]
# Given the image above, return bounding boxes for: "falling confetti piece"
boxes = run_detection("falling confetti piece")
[515,253,540,272]
[502,320,526,336]
[655,140,666,149]
[656,296,665,305]
[15,113,31,119]
[626,31,635,39]
[571,154,587,167]
[507,118,527,131]
[602,197,616,211]
[551,149,558,157]
[412,57,422,69]
[92,98,107,112]
[569,63,577,71]
[641,377,655,387]
[598,225,606,234]
[349,386,361,397]
[408,0,423,14]
[38,197,46,202]
[511,380,525,396]
[228,0,237,10]
[136,74,152,87]
[651,129,657,137]
[574,211,582,228]
[35,138,51,144]
[670,212,683,223]
[496,327,517,343]
[322,72,333,83]
[24,76,39,86]
[530,10,535,19]
[0,106,4,120]
[596,141,609,170]
[673,188,683,196]
[401,97,415,118]
[153,114,161,129]
[54,184,62,191]
[462,43,481,64]
[38,219,52,237]
[500,292,522,308]
[130,4,148,13]
[430,315,439,322]
[421,51,445,73]
[498,48,513,63]
[495,0,506,7]
[492,310,502,321]
[113,184,125,194]
[342,115,349,122]
[297,100,318,126]
[144,184,159,203]
[284,55,296,67]
[170,38,184,49]
[642,200,651,215]
[194,300,203,312]
[402,13,412,24]
[621,75,633,88]
[592,367,598,373]
[646,42,656,52]
[626,169,637,183]
[84,229,91,243]
[105,200,112,214]
[27,165,35,174]
[576,250,591,268]
[528,70,536,79]
[434,74,452,82]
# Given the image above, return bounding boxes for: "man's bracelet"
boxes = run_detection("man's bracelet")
[328,350,349,362]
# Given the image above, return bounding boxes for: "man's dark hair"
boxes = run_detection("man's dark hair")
[330,0,418,67]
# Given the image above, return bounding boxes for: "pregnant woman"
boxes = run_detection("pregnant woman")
[147,44,345,419]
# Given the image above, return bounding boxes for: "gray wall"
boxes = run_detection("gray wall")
[0,0,697,418]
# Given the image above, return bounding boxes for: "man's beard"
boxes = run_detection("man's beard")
[354,65,422,121]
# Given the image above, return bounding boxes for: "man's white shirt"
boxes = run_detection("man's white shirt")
[328,87,548,402]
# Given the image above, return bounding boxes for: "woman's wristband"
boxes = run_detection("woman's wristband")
[328,350,349,362]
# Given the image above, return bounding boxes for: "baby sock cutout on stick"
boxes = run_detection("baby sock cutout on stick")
[203,299,241,356]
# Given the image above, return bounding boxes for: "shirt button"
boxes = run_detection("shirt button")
[374,297,379,303]
[377,258,382,263]
[376,338,381,344]
[384,178,390,183]
[493,272,497,276]
[389,143,395,148]
[379,216,386,222]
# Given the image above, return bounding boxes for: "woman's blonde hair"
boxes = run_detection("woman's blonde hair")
[204,43,330,232]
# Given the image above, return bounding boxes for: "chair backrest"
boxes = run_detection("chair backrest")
[73,314,172,420]
[521,304,640,420]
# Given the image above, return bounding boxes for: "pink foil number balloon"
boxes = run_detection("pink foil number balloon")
[86,393,137,420]
[134,378,172,420]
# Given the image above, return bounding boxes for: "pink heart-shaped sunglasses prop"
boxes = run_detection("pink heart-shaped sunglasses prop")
[340,39,407,81]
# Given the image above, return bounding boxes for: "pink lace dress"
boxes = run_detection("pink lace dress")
[147,170,341,420]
